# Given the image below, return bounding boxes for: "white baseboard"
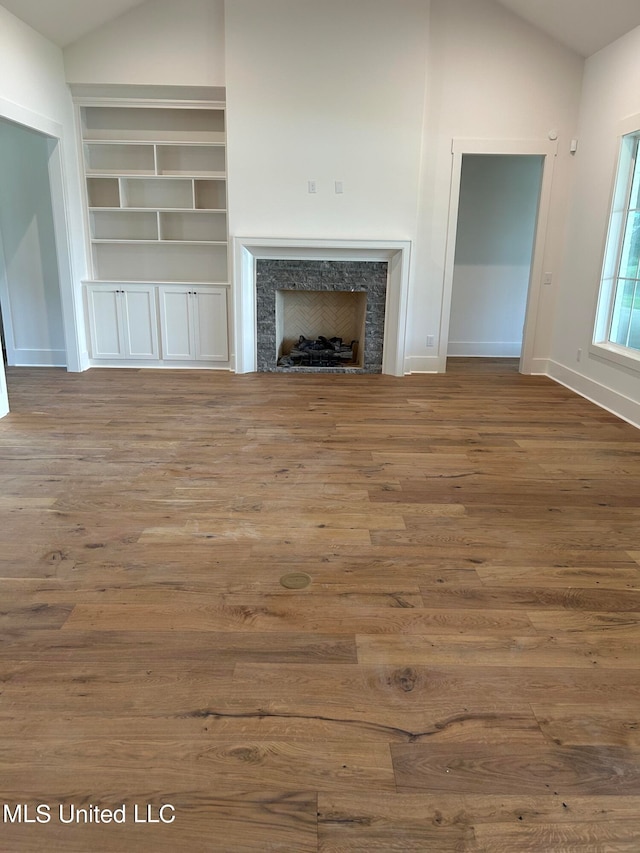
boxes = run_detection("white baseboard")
[447,341,522,357]
[529,357,550,375]
[404,355,441,374]
[547,360,640,430]
[9,349,66,367]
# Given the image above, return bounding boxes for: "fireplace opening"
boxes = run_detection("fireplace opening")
[276,288,366,369]
[255,258,388,373]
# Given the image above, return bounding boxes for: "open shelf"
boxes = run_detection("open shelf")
[120,177,194,210]
[195,179,226,210]
[82,106,225,142]
[87,177,120,208]
[93,241,228,283]
[85,143,155,174]
[91,210,158,241]
[156,144,225,176]
[160,211,227,242]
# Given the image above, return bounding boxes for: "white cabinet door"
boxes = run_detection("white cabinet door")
[159,285,194,360]
[87,284,158,360]
[159,285,229,362]
[87,286,123,359]
[193,287,228,361]
[121,286,159,359]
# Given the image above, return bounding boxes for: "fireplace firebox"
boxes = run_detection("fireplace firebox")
[256,259,387,372]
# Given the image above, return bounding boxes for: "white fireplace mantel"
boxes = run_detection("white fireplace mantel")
[232,237,411,375]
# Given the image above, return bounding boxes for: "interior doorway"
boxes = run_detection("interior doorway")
[0,118,66,369]
[448,154,543,360]
[439,138,557,374]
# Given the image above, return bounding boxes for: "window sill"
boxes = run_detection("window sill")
[590,341,640,373]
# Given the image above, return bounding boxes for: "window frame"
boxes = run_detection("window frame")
[592,113,640,372]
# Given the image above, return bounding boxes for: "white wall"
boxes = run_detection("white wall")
[64,0,226,86]
[0,121,65,366]
[224,0,429,241]
[550,25,640,426]
[448,154,543,357]
[0,4,87,374]
[410,0,584,372]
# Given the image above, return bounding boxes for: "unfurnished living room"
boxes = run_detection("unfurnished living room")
[1,1,640,851]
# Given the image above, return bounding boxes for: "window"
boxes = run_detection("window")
[593,123,640,369]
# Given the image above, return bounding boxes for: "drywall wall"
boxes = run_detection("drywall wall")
[224,0,429,241]
[0,121,65,366]
[64,0,226,86]
[0,4,87,373]
[448,154,543,357]
[411,0,583,372]
[549,24,640,426]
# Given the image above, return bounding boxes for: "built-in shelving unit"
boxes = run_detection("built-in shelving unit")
[72,85,231,368]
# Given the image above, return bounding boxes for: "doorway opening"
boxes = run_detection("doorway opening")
[0,118,66,370]
[448,154,543,361]
[439,138,557,375]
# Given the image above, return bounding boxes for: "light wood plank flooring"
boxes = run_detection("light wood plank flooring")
[1,359,640,852]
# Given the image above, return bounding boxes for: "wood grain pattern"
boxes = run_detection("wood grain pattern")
[1,359,640,851]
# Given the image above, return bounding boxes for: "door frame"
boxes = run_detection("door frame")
[438,137,557,374]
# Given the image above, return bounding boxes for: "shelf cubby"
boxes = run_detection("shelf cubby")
[85,143,155,174]
[159,211,227,242]
[87,177,120,208]
[156,144,225,176]
[91,210,158,241]
[82,107,225,143]
[194,179,226,210]
[93,242,228,283]
[121,177,194,210]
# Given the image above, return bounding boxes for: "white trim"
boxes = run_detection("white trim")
[0,96,63,140]
[446,341,522,357]
[547,360,640,430]
[440,138,557,376]
[233,237,411,376]
[7,350,66,367]
[618,111,640,137]
[589,341,640,373]
[404,355,440,374]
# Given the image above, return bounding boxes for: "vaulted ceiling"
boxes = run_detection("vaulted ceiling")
[2,0,640,56]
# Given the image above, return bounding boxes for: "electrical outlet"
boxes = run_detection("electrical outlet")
[577,348,582,362]
[308,180,317,194]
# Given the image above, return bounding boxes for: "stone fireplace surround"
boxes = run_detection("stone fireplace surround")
[233,238,411,376]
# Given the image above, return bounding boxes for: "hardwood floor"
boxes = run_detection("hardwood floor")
[1,359,640,852]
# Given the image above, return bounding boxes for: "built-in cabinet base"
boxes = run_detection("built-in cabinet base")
[85,282,230,368]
